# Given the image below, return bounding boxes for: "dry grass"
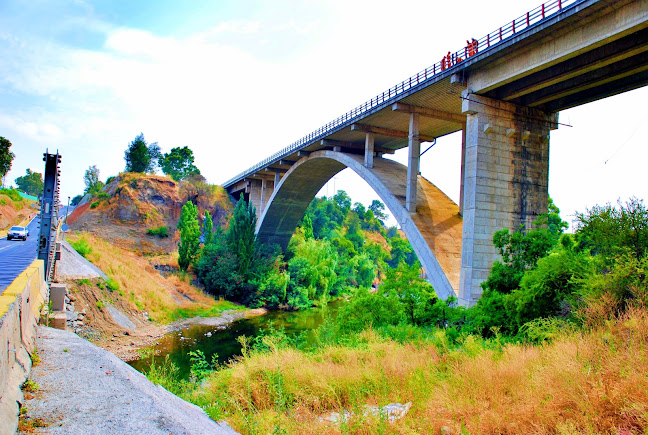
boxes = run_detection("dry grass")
[67,231,235,323]
[190,310,648,434]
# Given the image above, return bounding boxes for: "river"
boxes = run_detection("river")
[129,302,342,378]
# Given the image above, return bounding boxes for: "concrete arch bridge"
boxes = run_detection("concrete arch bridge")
[224,0,648,305]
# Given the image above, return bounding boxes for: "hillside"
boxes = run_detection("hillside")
[60,173,240,358]
[0,188,38,233]
[67,173,233,254]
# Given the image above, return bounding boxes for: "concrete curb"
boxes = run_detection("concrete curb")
[0,260,47,435]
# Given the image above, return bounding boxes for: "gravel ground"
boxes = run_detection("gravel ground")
[22,326,238,435]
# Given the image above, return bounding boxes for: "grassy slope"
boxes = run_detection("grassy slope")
[0,188,37,235]
[184,309,648,434]
[67,232,239,323]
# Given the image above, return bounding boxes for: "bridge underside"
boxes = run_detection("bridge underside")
[225,0,648,305]
[256,151,463,299]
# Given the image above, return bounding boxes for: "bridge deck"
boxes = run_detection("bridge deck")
[224,0,648,188]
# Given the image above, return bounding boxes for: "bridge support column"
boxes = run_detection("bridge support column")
[406,113,420,212]
[459,93,557,306]
[248,179,263,220]
[364,133,374,168]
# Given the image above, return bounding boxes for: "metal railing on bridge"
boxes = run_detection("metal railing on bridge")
[223,0,583,188]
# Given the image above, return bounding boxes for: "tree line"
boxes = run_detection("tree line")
[176,189,421,310]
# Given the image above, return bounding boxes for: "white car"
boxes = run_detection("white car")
[7,226,28,241]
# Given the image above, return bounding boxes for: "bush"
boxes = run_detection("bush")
[106,278,120,292]
[90,201,100,209]
[95,192,109,199]
[147,226,169,238]
[70,238,93,258]
[0,188,22,202]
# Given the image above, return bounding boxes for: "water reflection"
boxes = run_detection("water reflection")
[129,302,341,378]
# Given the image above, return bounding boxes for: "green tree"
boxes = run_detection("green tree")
[333,190,352,212]
[177,201,201,270]
[369,199,388,223]
[0,136,15,184]
[380,261,436,325]
[353,202,366,218]
[302,214,314,240]
[83,165,105,195]
[70,194,84,206]
[227,195,257,276]
[124,133,161,173]
[387,235,417,268]
[15,169,44,196]
[576,197,648,262]
[203,210,214,246]
[160,146,200,181]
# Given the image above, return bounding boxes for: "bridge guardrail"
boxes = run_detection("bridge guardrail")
[223,0,583,188]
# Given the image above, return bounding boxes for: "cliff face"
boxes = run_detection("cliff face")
[68,173,233,254]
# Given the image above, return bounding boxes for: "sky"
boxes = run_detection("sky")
[1,0,647,230]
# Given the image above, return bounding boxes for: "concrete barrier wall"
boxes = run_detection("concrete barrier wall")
[0,260,48,434]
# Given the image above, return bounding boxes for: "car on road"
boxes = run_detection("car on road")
[7,226,28,241]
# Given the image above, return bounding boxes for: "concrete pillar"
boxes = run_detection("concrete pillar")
[260,178,266,214]
[459,123,466,216]
[406,113,420,212]
[364,133,375,168]
[248,179,263,220]
[459,93,557,306]
[274,172,281,187]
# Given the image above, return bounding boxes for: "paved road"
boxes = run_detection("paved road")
[0,217,40,294]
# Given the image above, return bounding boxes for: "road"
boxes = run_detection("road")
[0,217,40,294]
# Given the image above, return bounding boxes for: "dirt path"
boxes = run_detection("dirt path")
[21,326,239,435]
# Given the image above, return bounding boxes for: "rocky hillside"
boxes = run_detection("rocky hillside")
[67,173,233,254]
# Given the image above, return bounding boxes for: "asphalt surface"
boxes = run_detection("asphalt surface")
[0,217,40,294]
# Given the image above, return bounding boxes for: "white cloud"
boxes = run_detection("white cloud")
[0,0,646,223]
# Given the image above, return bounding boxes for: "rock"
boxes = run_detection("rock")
[66,311,78,321]
[441,426,454,435]
[320,402,412,425]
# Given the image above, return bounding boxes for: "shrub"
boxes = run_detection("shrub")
[90,201,100,209]
[0,188,22,202]
[70,238,93,258]
[147,226,169,238]
[106,278,120,292]
[95,192,109,199]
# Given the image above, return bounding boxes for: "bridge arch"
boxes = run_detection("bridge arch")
[256,150,463,299]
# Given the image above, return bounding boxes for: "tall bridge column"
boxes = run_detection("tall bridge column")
[459,93,558,306]
[406,113,420,212]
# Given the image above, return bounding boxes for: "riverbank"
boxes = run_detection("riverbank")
[95,308,267,362]
[20,326,238,434]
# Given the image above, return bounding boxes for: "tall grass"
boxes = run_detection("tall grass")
[67,232,241,323]
[177,309,648,434]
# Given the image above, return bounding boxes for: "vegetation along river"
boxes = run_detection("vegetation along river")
[129,301,342,378]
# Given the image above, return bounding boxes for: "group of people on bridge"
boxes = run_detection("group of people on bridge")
[441,38,479,71]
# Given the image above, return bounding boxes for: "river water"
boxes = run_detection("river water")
[129,302,341,378]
